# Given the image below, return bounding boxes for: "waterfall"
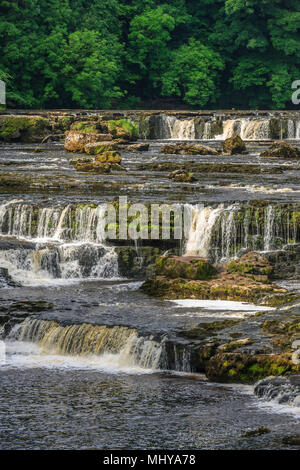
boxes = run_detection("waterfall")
[185,204,225,258]
[11,317,163,371]
[241,120,270,140]
[147,114,300,141]
[184,204,300,262]
[0,201,119,284]
[5,317,195,372]
[0,201,110,243]
[254,376,300,408]
[296,121,300,139]
[216,119,271,140]
[263,206,275,252]
[160,116,195,140]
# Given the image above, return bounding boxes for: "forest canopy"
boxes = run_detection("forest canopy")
[0,0,299,109]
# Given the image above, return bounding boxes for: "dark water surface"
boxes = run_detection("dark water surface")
[0,368,299,450]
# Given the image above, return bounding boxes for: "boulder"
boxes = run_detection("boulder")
[0,115,51,143]
[261,141,300,159]
[142,252,286,304]
[64,131,104,152]
[168,169,196,182]
[155,256,217,280]
[206,352,296,384]
[72,161,112,174]
[108,119,138,142]
[226,251,273,281]
[162,143,219,156]
[84,141,118,155]
[242,428,271,438]
[282,436,300,446]
[71,157,125,174]
[95,151,122,164]
[222,136,246,155]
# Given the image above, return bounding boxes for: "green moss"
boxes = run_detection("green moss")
[0,116,50,142]
[108,119,138,139]
[71,121,98,133]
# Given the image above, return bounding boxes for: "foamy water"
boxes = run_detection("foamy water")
[169,299,275,312]
[2,340,155,374]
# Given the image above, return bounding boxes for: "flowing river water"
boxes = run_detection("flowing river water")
[0,113,300,449]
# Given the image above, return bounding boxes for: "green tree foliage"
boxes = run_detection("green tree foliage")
[161,39,224,106]
[0,0,299,109]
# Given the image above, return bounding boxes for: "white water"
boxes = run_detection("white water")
[158,115,300,140]
[184,203,298,262]
[170,299,275,312]
[184,204,224,257]
[2,318,166,373]
[161,115,196,139]
[0,201,119,285]
[2,340,156,374]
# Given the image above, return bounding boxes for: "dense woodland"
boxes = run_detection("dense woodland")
[0,0,299,109]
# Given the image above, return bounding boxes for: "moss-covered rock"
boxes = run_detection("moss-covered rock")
[205,352,298,384]
[261,141,300,159]
[71,160,112,174]
[137,161,284,175]
[162,143,219,155]
[168,170,196,182]
[116,246,163,278]
[108,119,138,141]
[95,151,122,164]
[70,121,100,134]
[222,136,246,155]
[142,253,286,304]
[0,115,51,142]
[142,273,285,303]
[226,251,273,281]
[155,256,217,280]
[85,141,118,155]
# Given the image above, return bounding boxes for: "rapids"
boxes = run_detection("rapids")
[0,119,300,449]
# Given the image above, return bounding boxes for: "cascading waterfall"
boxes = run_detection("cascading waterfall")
[0,201,119,284]
[216,119,271,140]
[240,120,271,140]
[6,317,193,372]
[146,114,300,140]
[184,204,225,257]
[160,115,196,140]
[184,204,300,262]
[254,376,300,408]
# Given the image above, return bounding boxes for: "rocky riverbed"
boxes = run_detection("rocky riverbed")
[0,110,299,449]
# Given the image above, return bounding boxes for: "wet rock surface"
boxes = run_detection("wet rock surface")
[142,253,286,304]
[162,143,219,155]
[223,136,246,155]
[1,111,300,449]
[254,375,300,406]
[261,141,300,159]
[168,169,197,182]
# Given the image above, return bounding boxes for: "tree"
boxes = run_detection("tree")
[127,6,176,95]
[161,39,224,106]
[61,30,124,108]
